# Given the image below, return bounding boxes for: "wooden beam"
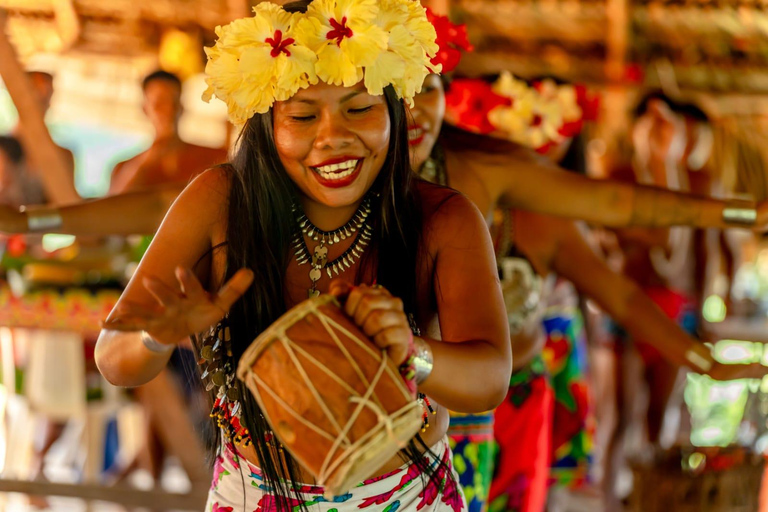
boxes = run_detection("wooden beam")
[0,9,80,205]
[0,479,207,510]
[51,0,80,50]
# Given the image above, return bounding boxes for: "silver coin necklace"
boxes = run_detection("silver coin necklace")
[291,195,373,298]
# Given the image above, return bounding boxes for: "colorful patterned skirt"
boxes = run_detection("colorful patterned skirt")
[207,437,466,512]
[448,412,495,512]
[541,307,595,490]
[489,356,553,512]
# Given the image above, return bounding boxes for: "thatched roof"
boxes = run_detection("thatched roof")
[1,0,248,57]
[5,0,768,91]
[453,0,768,92]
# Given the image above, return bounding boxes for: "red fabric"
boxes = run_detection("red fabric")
[636,286,692,365]
[490,377,554,512]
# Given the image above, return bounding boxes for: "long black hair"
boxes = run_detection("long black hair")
[194,1,444,508]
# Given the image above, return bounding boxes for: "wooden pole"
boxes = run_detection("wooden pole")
[133,369,208,485]
[51,0,81,50]
[0,9,80,205]
[600,0,631,177]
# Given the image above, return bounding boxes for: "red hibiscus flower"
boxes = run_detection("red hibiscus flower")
[426,9,474,73]
[444,79,511,134]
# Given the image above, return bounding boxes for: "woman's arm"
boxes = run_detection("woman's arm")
[478,147,762,230]
[422,194,512,412]
[551,217,767,380]
[0,186,182,236]
[0,9,79,205]
[95,169,239,387]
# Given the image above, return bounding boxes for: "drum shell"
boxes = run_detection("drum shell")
[237,295,423,496]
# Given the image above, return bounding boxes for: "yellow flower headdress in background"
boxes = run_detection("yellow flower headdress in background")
[203,0,440,125]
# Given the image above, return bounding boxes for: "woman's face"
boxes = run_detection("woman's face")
[273,82,390,208]
[408,74,445,169]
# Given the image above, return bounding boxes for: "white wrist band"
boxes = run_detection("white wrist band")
[22,207,63,233]
[685,347,713,372]
[141,331,175,354]
[413,336,434,384]
[722,206,757,227]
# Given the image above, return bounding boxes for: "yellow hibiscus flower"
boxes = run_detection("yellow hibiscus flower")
[295,0,388,86]
[203,2,317,121]
[492,71,530,102]
[488,77,566,150]
[365,0,439,101]
[204,0,440,123]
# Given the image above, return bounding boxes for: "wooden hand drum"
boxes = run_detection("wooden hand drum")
[236,294,423,498]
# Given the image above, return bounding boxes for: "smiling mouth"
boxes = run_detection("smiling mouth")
[311,159,361,180]
[309,158,364,188]
[408,125,426,146]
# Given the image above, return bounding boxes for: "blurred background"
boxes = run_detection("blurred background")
[2,0,768,511]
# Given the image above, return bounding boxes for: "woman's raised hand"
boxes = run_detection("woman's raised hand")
[330,281,414,366]
[104,267,254,346]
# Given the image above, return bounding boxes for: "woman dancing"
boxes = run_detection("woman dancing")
[95,1,511,511]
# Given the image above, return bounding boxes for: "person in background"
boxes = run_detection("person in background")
[0,135,26,207]
[108,70,228,195]
[10,71,76,204]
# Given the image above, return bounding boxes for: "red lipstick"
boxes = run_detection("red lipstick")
[310,158,363,189]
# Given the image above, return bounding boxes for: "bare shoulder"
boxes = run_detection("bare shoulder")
[176,166,231,212]
[417,181,489,251]
[163,166,231,238]
[110,151,143,176]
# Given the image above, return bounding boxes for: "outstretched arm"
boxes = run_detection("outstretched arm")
[479,146,760,230]
[95,169,244,387]
[0,186,182,235]
[551,217,767,380]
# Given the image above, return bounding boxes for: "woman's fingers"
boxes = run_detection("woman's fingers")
[212,268,254,313]
[345,285,393,319]
[102,311,156,332]
[113,298,164,318]
[372,326,413,366]
[361,309,406,338]
[175,266,207,301]
[142,275,181,308]
[354,293,402,327]
[329,279,353,301]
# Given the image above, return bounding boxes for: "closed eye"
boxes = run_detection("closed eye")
[291,115,316,122]
[349,106,373,114]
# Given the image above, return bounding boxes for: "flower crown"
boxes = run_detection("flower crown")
[425,8,473,73]
[202,0,441,125]
[445,71,600,153]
